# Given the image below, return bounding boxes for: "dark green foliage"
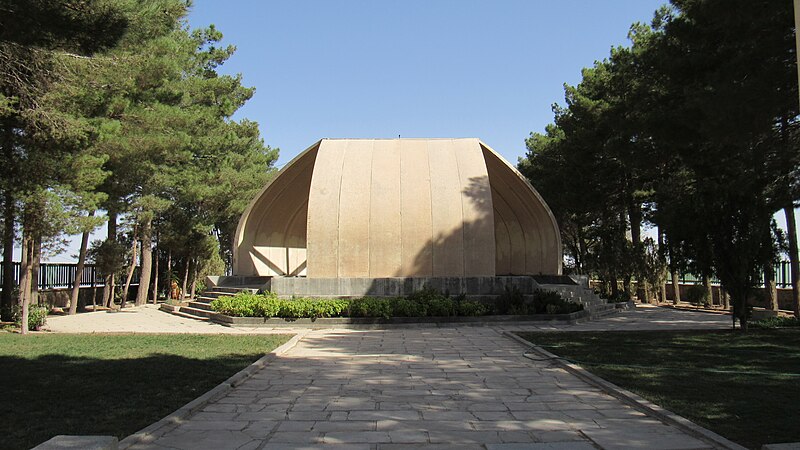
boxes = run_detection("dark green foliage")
[519,0,799,325]
[391,297,427,317]
[11,304,47,330]
[684,285,708,306]
[278,298,349,319]
[457,300,489,317]
[346,297,393,319]
[750,316,800,329]
[603,290,632,304]
[0,0,129,53]
[210,292,279,317]
[494,286,526,315]
[531,289,583,314]
[425,296,456,317]
[210,288,551,319]
[494,287,582,315]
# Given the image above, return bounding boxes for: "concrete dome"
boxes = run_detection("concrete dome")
[233,138,562,278]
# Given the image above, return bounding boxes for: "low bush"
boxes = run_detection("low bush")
[348,297,393,319]
[392,298,426,317]
[495,286,526,315]
[210,291,274,317]
[605,291,632,303]
[751,316,800,329]
[426,296,456,317]
[685,284,709,306]
[278,298,349,319]
[457,299,489,316]
[210,287,579,319]
[495,287,582,315]
[12,304,48,331]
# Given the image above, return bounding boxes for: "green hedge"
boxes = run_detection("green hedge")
[210,287,582,319]
[12,304,48,330]
[751,316,800,329]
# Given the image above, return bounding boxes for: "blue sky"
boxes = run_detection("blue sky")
[50,0,790,260]
[186,0,667,166]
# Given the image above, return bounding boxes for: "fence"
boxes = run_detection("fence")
[666,261,793,288]
[0,262,139,291]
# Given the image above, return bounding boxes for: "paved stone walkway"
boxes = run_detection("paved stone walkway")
[44,304,252,334]
[45,303,731,334]
[45,305,735,449]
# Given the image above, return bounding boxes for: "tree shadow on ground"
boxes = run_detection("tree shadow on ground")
[516,329,800,449]
[2,352,271,450]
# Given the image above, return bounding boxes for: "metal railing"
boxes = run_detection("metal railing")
[666,261,793,288]
[0,262,139,291]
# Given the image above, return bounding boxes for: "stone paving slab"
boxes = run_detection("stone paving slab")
[43,305,736,449]
[124,326,725,449]
[44,303,731,334]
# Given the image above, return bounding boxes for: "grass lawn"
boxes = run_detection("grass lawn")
[0,333,292,450]
[516,329,800,449]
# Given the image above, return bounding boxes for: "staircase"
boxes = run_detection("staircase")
[165,285,263,321]
[537,282,623,318]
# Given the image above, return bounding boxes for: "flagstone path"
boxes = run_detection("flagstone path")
[43,305,730,450]
[88,305,737,450]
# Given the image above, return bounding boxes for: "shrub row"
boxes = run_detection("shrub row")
[210,287,582,319]
[750,316,800,329]
[494,287,584,315]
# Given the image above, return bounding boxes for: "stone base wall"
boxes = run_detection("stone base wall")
[207,275,272,288]
[266,276,544,299]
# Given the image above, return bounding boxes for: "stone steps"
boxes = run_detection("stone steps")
[164,285,261,321]
[188,300,213,311]
[170,308,210,321]
[538,283,617,315]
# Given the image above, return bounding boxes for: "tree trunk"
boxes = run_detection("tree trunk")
[1,191,15,321]
[190,258,198,300]
[764,261,778,311]
[657,229,667,304]
[623,275,632,299]
[671,270,681,304]
[121,225,138,308]
[628,200,647,303]
[720,286,730,310]
[31,236,40,305]
[69,211,94,315]
[702,274,713,308]
[91,278,97,310]
[106,276,116,309]
[151,244,159,304]
[167,249,172,279]
[166,249,172,298]
[577,233,587,275]
[730,287,748,331]
[18,231,32,334]
[181,258,190,301]
[103,210,117,309]
[785,206,800,318]
[1,116,16,321]
[134,217,152,306]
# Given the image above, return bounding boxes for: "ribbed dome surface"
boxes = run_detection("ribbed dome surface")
[234,138,561,278]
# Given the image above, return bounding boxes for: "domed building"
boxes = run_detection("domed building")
[231,139,561,297]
